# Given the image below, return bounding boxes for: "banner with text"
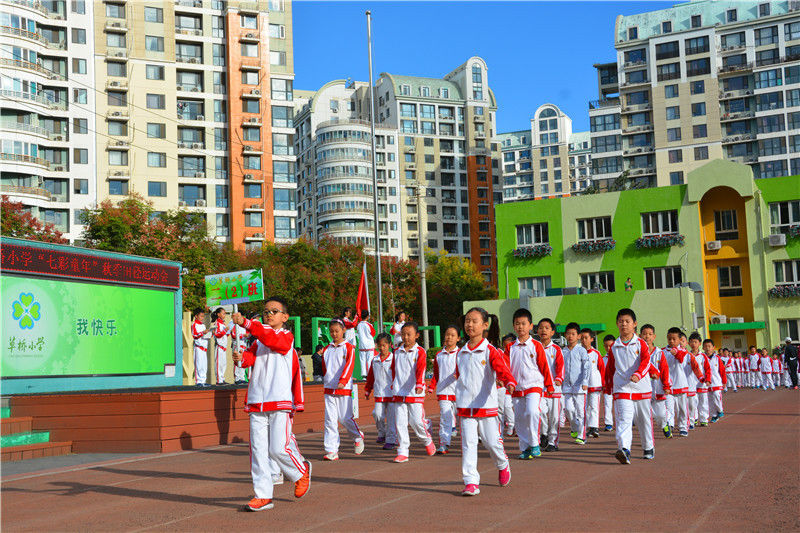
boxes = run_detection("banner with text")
[205,269,264,308]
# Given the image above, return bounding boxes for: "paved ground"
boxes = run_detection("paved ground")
[2,388,798,532]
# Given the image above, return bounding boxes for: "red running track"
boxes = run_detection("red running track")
[2,388,798,532]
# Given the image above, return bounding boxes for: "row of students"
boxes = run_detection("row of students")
[191,307,249,387]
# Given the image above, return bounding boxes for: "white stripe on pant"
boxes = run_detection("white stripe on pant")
[603,393,614,427]
[614,398,654,452]
[323,394,364,453]
[586,391,601,429]
[372,402,397,444]
[460,416,509,486]
[539,396,562,446]
[394,402,432,456]
[438,400,456,446]
[512,392,541,451]
[708,389,723,416]
[564,393,587,440]
[249,410,306,499]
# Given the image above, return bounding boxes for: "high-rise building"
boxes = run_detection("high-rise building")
[497,104,591,203]
[591,0,800,190]
[1,0,97,241]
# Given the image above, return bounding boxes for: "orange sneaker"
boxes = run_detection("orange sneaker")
[294,460,311,498]
[425,442,436,456]
[246,497,274,511]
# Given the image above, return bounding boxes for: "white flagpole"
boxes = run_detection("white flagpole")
[366,10,384,333]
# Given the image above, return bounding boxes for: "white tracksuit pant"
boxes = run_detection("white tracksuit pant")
[763,373,775,390]
[193,346,207,384]
[709,389,723,416]
[750,371,760,388]
[651,398,668,430]
[614,398,654,452]
[249,411,307,499]
[726,371,737,391]
[564,393,587,440]
[394,402,432,456]
[512,392,542,452]
[215,345,227,384]
[697,390,709,423]
[234,362,247,382]
[461,416,509,486]
[497,389,515,434]
[586,391,601,429]
[540,396,562,446]
[603,393,614,427]
[359,350,373,380]
[438,400,456,446]
[373,401,397,444]
[323,394,364,453]
[672,394,689,433]
[665,395,675,427]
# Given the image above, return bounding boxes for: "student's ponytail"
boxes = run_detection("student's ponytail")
[487,314,501,348]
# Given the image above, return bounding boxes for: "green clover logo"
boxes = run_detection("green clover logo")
[12,293,41,330]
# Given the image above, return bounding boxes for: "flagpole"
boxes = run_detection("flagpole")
[366,10,384,332]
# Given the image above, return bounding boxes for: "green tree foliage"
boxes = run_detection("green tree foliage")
[1,196,66,243]
[425,250,495,333]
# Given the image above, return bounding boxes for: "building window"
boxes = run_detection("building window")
[690,80,705,95]
[692,102,706,116]
[71,28,86,44]
[146,93,165,109]
[145,36,164,52]
[72,58,86,74]
[245,213,263,227]
[271,78,293,101]
[269,51,286,66]
[73,118,88,134]
[691,14,701,28]
[770,200,800,234]
[146,65,165,80]
[148,181,166,197]
[694,146,709,160]
[718,265,743,297]
[693,124,707,139]
[665,84,678,98]
[275,217,296,239]
[667,128,681,142]
[628,27,637,40]
[577,216,612,242]
[108,180,128,195]
[668,149,683,163]
[147,123,166,138]
[775,259,800,285]
[669,171,684,185]
[662,21,672,33]
[240,14,257,28]
[641,210,678,236]
[726,9,737,23]
[666,106,680,120]
[269,24,285,38]
[216,214,230,237]
[147,152,166,167]
[516,223,548,246]
[518,276,551,297]
[779,319,800,342]
[241,43,258,57]
[581,271,615,292]
[645,266,682,289]
[714,209,738,240]
[787,21,800,42]
[656,41,680,60]
[74,179,88,195]
[144,6,163,22]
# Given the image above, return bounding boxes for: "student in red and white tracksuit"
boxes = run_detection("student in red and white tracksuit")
[705,347,726,420]
[456,308,517,496]
[694,343,712,425]
[506,309,554,458]
[231,323,249,383]
[211,308,232,385]
[760,350,774,390]
[604,309,654,462]
[561,323,591,444]
[231,303,310,511]
[391,322,434,462]
[390,312,406,348]
[356,311,376,380]
[641,324,671,436]
[581,330,604,437]
[601,335,616,430]
[537,319,564,450]
[748,348,761,388]
[771,355,780,389]
[191,309,211,386]
[321,320,364,460]
[663,328,690,435]
[365,333,396,447]
[722,350,737,392]
[341,307,359,347]
[429,326,460,453]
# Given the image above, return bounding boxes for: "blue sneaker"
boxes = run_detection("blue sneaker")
[710,415,718,423]
[717,412,724,419]
[615,448,631,464]
[604,424,613,431]
[662,425,672,439]
[679,430,689,437]
[689,422,695,430]
[530,446,541,457]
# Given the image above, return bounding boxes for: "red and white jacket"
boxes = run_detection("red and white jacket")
[213,319,230,351]
[542,341,564,399]
[771,357,781,374]
[695,352,712,392]
[586,347,604,393]
[390,321,405,347]
[322,341,356,395]
[239,319,302,412]
[454,338,516,418]
[604,334,652,399]
[356,320,376,351]
[505,337,554,398]
[191,319,209,350]
[663,346,689,394]
[342,316,358,344]
[365,351,394,401]
[391,343,427,403]
[430,347,458,401]
[684,351,705,395]
[602,353,612,394]
[648,346,672,400]
[759,354,772,373]
[707,352,727,390]
[749,353,760,371]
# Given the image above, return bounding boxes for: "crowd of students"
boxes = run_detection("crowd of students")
[194,298,797,511]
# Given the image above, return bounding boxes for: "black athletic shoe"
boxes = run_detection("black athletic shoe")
[615,448,631,464]
[544,444,556,452]
[643,449,655,460]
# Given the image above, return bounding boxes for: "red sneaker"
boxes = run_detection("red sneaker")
[392,455,408,463]
[294,461,311,498]
[498,466,511,486]
[425,442,436,456]
[247,498,274,511]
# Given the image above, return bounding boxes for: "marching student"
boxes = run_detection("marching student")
[364,333,397,450]
[581,328,604,439]
[704,339,726,422]
[602,334,616,431]
[191,307,212,387]
[686,332,710,427]
[771,353,781,389]
[694,337,712,427]
[498,333,516,437]
[391,322,435,463]
[231,320,249,384]
[761,349,775,390]
[538,318,564,452]
[429,326,461,454]
[456,307,517,496]
[321,319,365,461]
[663,327,690,437]
[561,322,590,445]
[341,307,359,347]
[211,307,232,386]
[356,310,376,380]
[748,346,761,389]
[641,324,671,439]
[506,308,554,459]
[604,308,654,464]
[390,311,407,348]
[230,298,311,512]
[722,348,737,392]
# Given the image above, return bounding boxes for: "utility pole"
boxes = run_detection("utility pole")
[366,10,383,330]
[416,186,430,349]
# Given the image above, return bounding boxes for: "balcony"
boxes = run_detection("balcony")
[588,98,620,110]
[3,0,65,19]
[620,77,650,88]
[728,154,758,164]
[107,139,130,150]
[177,113,206,121]
[0,120,65,141]
[244,203,264,212]
[106,109,129,120]
[106,47,128,60]
[718,43,746,54]
[174,0,203,8]
[240,32,260,43]
[720,110,755,122]
[718,88,754,100]
[104,21,127,33]
[177,141,205,150]
[175,27,203,37]
[176,55,203,65]
[621,59,647,70]
[439,114,454,121]
[621,123,654,134]
[0,26,66,49]
[0,57,65,80]
[0,152,51,169]
[474,131,487,139]
[0,184,53,201]
[245,233,265,241]
[622,145,654,155]
[106,79,128,90]
[473,115,485,123]
[627,166,656,176]
[0,89,66,110]
[718,62,753,75]
[243,145,263,155]
[620,102,652,113]
[722,133,755,144]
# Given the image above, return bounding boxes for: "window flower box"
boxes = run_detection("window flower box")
[635,233,685,249]
[571,238,615,254]
[788,224,800,238]
[513,244,552,258]
[768,284,800,298]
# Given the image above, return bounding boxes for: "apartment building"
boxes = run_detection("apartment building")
[590,0,800,190]
[1,0,97,242]
[497,104,591,203]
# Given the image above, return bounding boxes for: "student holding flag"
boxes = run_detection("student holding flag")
[354,261,376,380]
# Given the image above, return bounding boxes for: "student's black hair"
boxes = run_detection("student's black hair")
[464,307,500,347]
[329,318,345,330]
[616,307,637,322]
[265,296,289,314]
[688,331,702,342]
[702,338,714,345]
[395,311,405,322]
[640,323,655,334]
[341,306,353,318]
[401,320,419,333]
[537,317,556,330]
[443,324,460,337]
[580,328,595,337]
[512,308,533,323]
[375,332,393,346]
[679,332,687,339]
[667,327,682,336]
[192,307,204,318]
[748,345,756,350]
[314,343,325,353]
[360,309,369,319]
[501,333,516,347]
[210,307,224,321]
[603,334,616,343]
[564,322,581,334]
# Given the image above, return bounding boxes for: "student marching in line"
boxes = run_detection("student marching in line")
[230,298,311,512]
[601,334,616,431]
[722,348,737,393]
[390,311,407,348]
[429,326,460,454]
[748,346,761,388]
[321,319,365,461]
[685,332,709,427]
[581,328,604,439]
[191,308,212,387]
[538,318,564,452]
[641,324,671,439]
[692,335,712,427]
[506,309,554,459]
[760,349,775,390]
[498,333,516,437]
[704,339,726,422]
[456,307,517,496]
[356,310,376,380]
[604,308,654,464]
[663,327,690,437]
[392,322,435,463]
[561,322,590,445]
[211,307,232,385]
[364,333,397,450]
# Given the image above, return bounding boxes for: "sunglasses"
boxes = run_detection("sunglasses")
[263,308,285,317]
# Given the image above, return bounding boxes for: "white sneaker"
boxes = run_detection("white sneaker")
[271,473,284,485]
[354,439,365,455]
[323,452,339,461]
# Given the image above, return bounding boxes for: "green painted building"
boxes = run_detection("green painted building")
[467,160,800,349]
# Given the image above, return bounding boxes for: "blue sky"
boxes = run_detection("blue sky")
[292,1,674,133]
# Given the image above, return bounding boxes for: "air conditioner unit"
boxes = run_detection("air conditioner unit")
[53,135,63,141]
[191,87,200,92]
[115,51,126,58]
[116,140,127,146]
[331,108,338,113]
[251,89,261,96]
[248,117,259,123]
[178,141,188,148]
[250,203,260,209]
[192,142,203,148]
[244,173,253,179]
[408,215,418,222]
[562,287,580,295]
[179,201,187,206]
[112,111,121,116]
[189,58,200,64]
[110,81,119,87]
[246,33,256,39]
[768,233,787,246]
[706,240,722,251]
[194,171,204,177]
[195,199,206,207]
[196,115,204,120]
[711,315,727,324]
[730,317,745,324]
[114,171,124,176]
[112,22,121,27]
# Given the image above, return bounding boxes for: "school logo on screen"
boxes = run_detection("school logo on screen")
[11,293,41,330]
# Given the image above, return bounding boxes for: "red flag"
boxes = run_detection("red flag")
[355,261,370,318]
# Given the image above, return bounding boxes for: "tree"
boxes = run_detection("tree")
[1,196,66,243]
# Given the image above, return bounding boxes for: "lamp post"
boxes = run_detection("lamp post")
[413,185,430,349]
[366,10,383,329]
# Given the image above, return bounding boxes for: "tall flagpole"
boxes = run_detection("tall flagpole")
[366,11,384,332]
